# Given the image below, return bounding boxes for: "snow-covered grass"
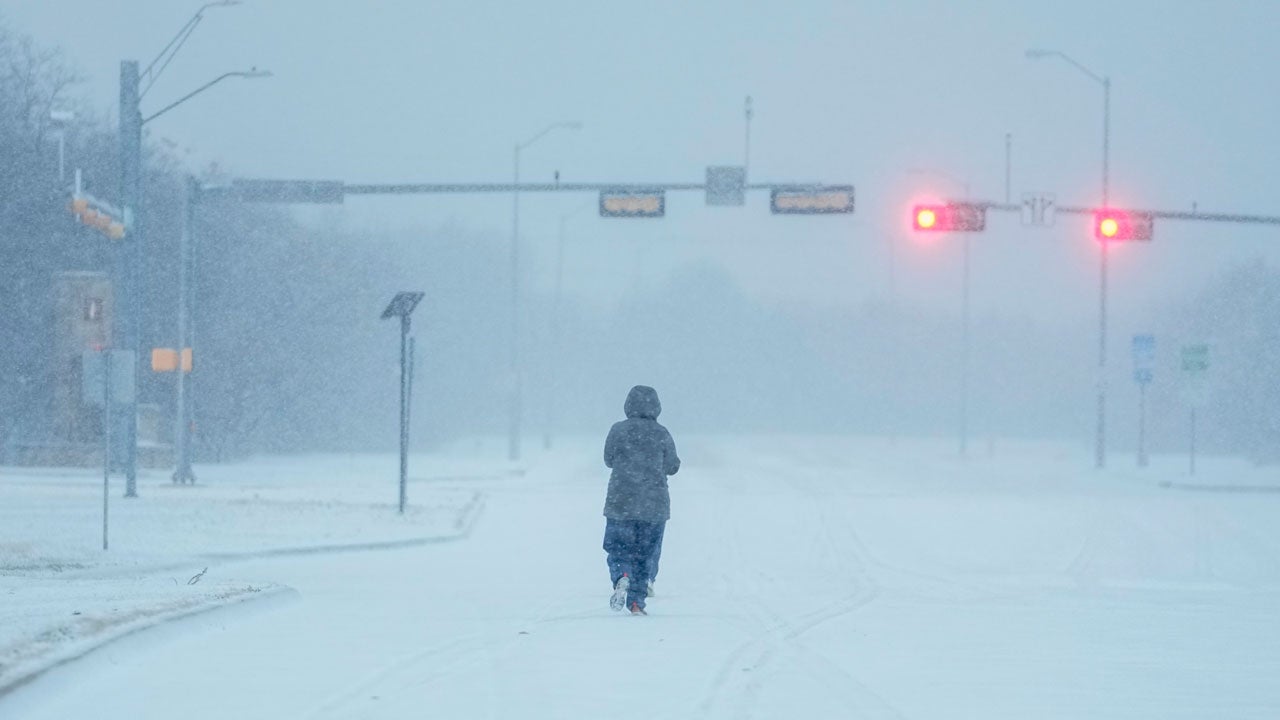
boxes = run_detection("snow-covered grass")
[0,450,493,693]
[3,434,1280,718]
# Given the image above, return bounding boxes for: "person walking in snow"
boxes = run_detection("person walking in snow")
[603,385,680,615]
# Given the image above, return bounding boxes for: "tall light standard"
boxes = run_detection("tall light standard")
[1026,48,1111,469]
[115,0,247,496]
[510,121,581,461]
[544,200,594,450]
[909,168,972,456]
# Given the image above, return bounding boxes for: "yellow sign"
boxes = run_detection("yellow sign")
[600,190,665,218]
[770,186,855,214]
[151,348,193,372]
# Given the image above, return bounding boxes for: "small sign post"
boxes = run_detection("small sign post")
[381,292,425,514]
[1181,344,1210,475]
[1132,334,1155,467]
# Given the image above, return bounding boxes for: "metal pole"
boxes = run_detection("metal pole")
[119,60,142,497]
[58,130,66,185]
[174,176,196,484]
[1095,76,1111,471]
[509,145,522,462]
[399,313,410,513]
[1138,382,1148,468]
[1189,407,1197,476]
[888,234,897,445]
[546,213,567,451]
[1004,133,1012,204]
[103,350,111,551]
[961,233,970,457]
[744,96,753,183]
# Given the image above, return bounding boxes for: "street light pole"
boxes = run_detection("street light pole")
[173,176,197,484]
[509,121,580,462]
[545,201,594,451]
[1026,49,1111,469]
[115,0,247,495]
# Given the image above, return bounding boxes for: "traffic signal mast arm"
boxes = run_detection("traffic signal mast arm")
[962,201,1280,225]
[914,200,1280,236]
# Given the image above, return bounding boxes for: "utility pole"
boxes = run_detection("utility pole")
[744,96,753,182]
[118,60,142,498]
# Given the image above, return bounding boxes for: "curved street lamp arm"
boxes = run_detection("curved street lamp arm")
[143,69,270,125]
[518,121,582,151]
[1028,49,1106,85]
[141,2,242,97]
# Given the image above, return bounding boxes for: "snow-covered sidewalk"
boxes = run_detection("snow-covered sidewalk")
[0,451,495,693]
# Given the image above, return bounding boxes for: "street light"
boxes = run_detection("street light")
[509,121,581,462]
[112,0,252,496]
[545,200,594,450]
[908,168,973,457]
[1026,47,1111,470]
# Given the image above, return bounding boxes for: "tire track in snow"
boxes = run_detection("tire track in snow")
[695,475,897,719]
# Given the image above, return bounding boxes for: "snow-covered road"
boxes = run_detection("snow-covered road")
[4,436,1279,719]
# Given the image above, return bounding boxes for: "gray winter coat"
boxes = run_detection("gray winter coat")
[603,386,681,521]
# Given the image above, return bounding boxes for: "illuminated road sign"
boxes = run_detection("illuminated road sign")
[770,186,855,214]
[600,189,665,218]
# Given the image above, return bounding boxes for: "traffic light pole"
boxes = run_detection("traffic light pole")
[1096,75,1111,471]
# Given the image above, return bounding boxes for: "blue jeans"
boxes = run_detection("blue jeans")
[603,519,665,609]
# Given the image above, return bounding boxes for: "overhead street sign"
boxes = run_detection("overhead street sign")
[599,189,665,218]
[770,186,854,215]
[706,166,745,206]
[233,179,345,204]
[1021,193,1057,226]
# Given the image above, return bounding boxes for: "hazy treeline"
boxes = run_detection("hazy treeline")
[2,19,1276,463]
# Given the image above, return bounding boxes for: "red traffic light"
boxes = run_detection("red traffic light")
[1093,210,1153,241]
[912,203,986,232]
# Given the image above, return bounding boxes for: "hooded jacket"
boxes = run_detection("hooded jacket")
[603,386,681,521]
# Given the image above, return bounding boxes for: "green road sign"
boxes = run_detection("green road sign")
[1181,344,1209,373]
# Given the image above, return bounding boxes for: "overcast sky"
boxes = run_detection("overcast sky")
[6,0,1280,329]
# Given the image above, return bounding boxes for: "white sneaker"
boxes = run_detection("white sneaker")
[610,575,630,612]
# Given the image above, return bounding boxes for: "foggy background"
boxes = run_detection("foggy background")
[2,0,1279,461]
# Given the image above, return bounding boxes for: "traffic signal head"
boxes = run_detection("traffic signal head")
[1093,210,1153,241]
[912,203,986,232]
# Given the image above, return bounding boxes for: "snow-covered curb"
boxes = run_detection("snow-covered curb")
[199,490,486,561]
[0,583,294,699]
[0,492,486,699]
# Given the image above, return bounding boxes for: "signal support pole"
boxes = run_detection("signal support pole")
[1097,75,1111,471]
